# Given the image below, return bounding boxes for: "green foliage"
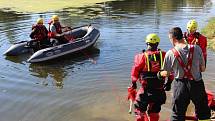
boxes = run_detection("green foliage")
[201,17,215,39]
[0,0,112,13]
[201,17,215,50]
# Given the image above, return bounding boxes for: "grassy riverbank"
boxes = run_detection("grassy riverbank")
[201,17,215,50]
[0,0,111,13]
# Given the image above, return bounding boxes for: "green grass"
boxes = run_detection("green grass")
[201,17,215,50]
[0,0,112,13]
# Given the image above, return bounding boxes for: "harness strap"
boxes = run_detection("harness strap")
[153,54,156,61]
[144,50,163,72]
[171,45,194,80]
[144,52,150,71]
[159,51,163,68]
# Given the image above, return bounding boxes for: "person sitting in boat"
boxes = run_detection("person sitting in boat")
[48,15,74,46]
[29,18,49,52]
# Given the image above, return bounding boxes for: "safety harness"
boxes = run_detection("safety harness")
[171,45,194,80]
[143,50,163,72]
[140,50,163,80]
[31,24,47,41]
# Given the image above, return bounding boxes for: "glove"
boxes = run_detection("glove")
[127,87,136,101]
[163,79,172,91]
[131,81,137,89]
[127,82,137,101]
[157,71,163,80]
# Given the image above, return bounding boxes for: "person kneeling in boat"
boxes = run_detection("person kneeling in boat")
[48,15,74,46]
[128,33,174,121]
[29,18,49,52]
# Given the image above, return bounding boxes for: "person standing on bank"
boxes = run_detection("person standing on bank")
[184,19,207,66]
[158,27,211,121]
[128,33,174,121]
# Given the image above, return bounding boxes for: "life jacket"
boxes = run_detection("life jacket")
[184,32,200,45]
[48,20,62,38]
[31,24,47,41]
[171,45,194,80]
[184,32,207,61]
[141,50,164,79]
[139,50,165,90]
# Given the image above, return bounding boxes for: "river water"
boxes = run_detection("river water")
[0,0,215,121]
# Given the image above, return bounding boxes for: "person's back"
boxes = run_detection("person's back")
[134,50,166,89]
[128,33,173,121]
[165,44,204,81]
[30,18,48,41]
[29,18,49,52]
[160,27,210,121]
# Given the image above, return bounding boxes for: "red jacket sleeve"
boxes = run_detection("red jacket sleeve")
[131,53,145,83]
[199,34,207,61]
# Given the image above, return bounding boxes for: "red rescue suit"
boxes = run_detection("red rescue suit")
[130,49,171,121]
[184,32,207,63]
[29,24,48,52]
[48,21,62,38]
[131,50,166,88]
[207,90,215,111]
[30,24,48,41]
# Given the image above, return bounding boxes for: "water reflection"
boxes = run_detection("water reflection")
[105,0,211,12]
[29,63,66,89]
[28,47,100,89]
[68,0,212,17]
[0,0,212,45]
[0,11,31,44]
[4,53,31,64]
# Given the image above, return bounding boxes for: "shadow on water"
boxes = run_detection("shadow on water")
[4,53,31,64]
[28,47,100,89]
